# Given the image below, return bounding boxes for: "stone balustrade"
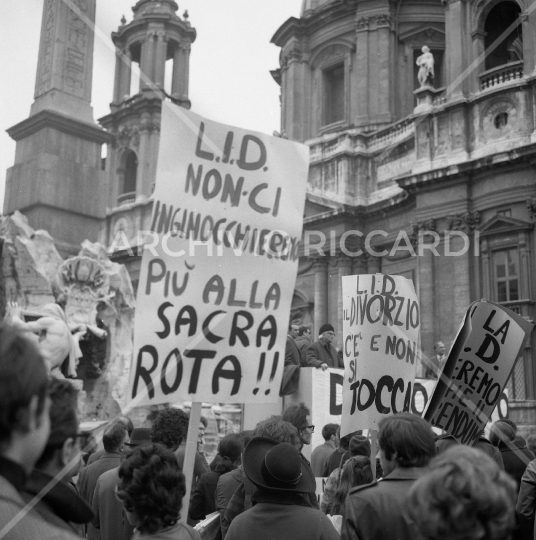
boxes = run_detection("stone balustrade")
[480,61,524,90]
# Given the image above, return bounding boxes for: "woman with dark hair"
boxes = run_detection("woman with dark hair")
[329,456,373,516]
[409,446,516,540]
[490,420,534,488]
[116,443,201,540]
[189,434,242,521]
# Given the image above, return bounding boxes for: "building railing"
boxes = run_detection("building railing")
[117,191,136,206]
[480,61,524,90]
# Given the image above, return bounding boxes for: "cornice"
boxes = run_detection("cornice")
[7,110,110,144]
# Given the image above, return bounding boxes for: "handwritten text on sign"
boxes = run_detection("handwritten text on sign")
[341,274,420,436]
[127,103,309,405]
[424,301,532,444]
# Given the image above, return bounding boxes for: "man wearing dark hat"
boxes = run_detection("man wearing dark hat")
[306,324,344,370]
[226,438,339,540]
[91,427,151,540]
[342,413,436,540]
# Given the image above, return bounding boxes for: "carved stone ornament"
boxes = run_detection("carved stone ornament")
[409,219,436,246]
[526,198,536,220]
[115,126,140,149]
[445,212,481,233]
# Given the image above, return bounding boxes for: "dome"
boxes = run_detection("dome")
[300,0,335,16]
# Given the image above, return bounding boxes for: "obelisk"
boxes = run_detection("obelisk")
[4,0,108,257]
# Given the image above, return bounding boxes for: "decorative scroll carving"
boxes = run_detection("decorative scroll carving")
[409,219,436,246]
[526,198,536,220]
[115,126,140,149]
[445,212,481,232]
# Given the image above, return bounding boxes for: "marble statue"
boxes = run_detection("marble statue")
[416,46,434,88]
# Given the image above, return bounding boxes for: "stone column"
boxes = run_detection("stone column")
[337,254,353,342]
[312,258,328,337]
[113,47,123,103]
[154,31,167,89]
[522,12,536,74]
[140,32,155,89]
[171,43,182,97]
[355,17,370,126]
[445,0,471,99]
[375,14,393,123]
[367,256,381,274]
[179,43,191,102]
[119,48,132,100]
[352,254,367,276]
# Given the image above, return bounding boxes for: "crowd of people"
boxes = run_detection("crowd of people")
[2,324,536,540]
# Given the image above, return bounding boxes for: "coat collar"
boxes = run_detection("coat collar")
[380,466,427,481]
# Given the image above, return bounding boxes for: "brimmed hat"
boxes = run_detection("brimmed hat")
[125,427,151,447]
[243,438,315,493]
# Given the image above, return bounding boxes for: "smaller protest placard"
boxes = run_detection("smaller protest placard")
[423,300,533,445]
[341,274,420,437]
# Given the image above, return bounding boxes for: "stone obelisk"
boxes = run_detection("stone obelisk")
[4,0,108,257]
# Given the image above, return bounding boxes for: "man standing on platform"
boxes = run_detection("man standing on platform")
[280,324,303,395]
[306,324,344,370]
[295,326,312,363]
[423,341,447,379]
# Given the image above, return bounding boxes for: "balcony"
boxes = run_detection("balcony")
[117,191,136,207]
[479,61,524,90]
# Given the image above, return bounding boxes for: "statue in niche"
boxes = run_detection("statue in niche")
[416,46,435,88]
[5,301,106,377]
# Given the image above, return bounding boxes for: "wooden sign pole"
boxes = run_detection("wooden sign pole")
[370,429,378,481]
[180,402,202,524]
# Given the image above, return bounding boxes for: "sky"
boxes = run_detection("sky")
[0,0,303,208]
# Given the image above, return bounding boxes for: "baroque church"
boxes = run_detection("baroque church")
[4,0,536,428]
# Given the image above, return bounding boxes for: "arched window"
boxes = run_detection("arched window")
[484,2,522,70]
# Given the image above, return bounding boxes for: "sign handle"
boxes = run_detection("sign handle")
[370,429,378,482]
[180,402,202,524]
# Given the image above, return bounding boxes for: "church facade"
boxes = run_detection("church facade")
[4,0,536,429]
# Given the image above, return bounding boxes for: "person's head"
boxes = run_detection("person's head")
[117,415,134,437]
[527,434,536,456]
[125,428,151,450]
[252,415,300,447]
[331,456,373,515]
[288,324,299,339]
[408,446,516,540]
[150,408,189,450]
[0,325,50,472]
[103,421,128,453]
[322,423,338,443]
[35,378,80,478]
[298,326,311,338]
[117,443,186,534]
[319,324,335,343]
[282,403,313,448]
[498,418,517,433]
[378,413,435,476]
[218,433,243,467]
[349,435,371,457]
[422,45,430,53]
[489,421,516,447]
[339,431,360,452]
[434,341,445,356]
[199,415,207,444]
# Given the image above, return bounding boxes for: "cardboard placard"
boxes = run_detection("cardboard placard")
[341,274,420,436]
[127,103,309,406]
[423,300,533,444]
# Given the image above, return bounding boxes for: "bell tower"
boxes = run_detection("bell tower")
[99,0,196,209]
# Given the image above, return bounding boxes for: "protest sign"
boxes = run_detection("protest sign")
[127,102,309,406]
[341,274,420,436]
[424,300,533,445]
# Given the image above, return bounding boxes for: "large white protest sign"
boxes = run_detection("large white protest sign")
[341,274,420,436]
[424,300,533,444]
[127,102,309,406]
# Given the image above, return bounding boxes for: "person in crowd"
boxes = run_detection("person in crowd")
[490,420,534,487]
[197,415,214,471]
[225,438,339,540]
[423,340,447,379]
[22,378,93,536]
[341,412,436,540]
[221,416,304,538]
[87,415,134,465]
[295,326,312,363]
[311,423,338,477]
[190,434,243,521]
[321,434,373,513]
[116,443,201,540]
[280,324,302,395]
[78,420,128,539]
[410,446,516,540]
[324,429,366,476]
[92,428,151,540]
[516,451,536,540]
[306,324,344,370]
[282,402,314,454]
[0,325,80,539]
[216,431,252,521]
[526,434,536,456]
[156,409,209,482]
[330,456,373,516]
[436,431,505,469]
